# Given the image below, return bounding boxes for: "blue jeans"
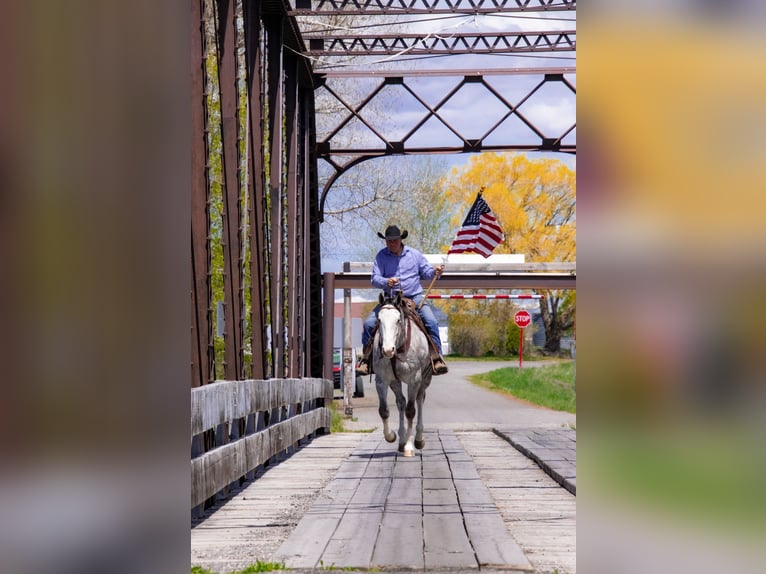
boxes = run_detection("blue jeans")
[362,293,442,352]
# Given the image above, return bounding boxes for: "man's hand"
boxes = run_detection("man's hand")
[387,277,400,288]
[434,264,445,278]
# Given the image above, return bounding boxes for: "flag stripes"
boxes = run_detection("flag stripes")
[447,193,505,258]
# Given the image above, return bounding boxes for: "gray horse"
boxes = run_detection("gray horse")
[372,292,433,456]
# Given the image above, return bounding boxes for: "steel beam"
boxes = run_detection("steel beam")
[290,0,576,15]
[191,0,212,387]
[304,31,575,56]
[285,52,301,378]
[244,0,268,380]
[217,0,244,380]
[329,272,576,290]
[266,14,286,379]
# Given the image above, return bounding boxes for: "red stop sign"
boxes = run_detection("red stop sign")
[514,310,532,328]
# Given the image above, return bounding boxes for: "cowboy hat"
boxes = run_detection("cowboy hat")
[377,225,408,240]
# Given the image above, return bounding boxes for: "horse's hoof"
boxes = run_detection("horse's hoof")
[403,447,415,457]
[398,444,405,452]
[385,432,397,443]
[414,439,425,449]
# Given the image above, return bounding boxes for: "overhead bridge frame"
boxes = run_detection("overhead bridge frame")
[191,0,575,388]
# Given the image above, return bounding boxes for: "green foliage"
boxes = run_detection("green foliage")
[318,559,370,571]
[505,320,522,356]
[237,562,287,573]
[472,361,576,413]
[329,400,346,433]
[446,299,535,358]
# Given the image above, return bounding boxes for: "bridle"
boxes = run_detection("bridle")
[377,301,412,379]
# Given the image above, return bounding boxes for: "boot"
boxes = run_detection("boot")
[356,355,372,376]
[432,356,449,375]
[428,345,448,375]
[356,338,374,376]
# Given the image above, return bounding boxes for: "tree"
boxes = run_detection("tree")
[440,153,576,354]
[321,155,454,262]
[446,300,520,357]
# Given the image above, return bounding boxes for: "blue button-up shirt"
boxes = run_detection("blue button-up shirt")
[371,245,436,297]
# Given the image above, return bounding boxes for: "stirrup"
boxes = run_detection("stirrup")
[357,357,372,376]
[432,358,448,375]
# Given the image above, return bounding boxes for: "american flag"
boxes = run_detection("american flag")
[447,193,505,258]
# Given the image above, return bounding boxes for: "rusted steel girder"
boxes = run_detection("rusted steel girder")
[285,52,302,377]
[266,13,287,379]
[191,0,214,388]
[306,95,324,379]
[304,30,575,57]
[290,0,577,15]
[243,0,268,380]
[216,0,245,381]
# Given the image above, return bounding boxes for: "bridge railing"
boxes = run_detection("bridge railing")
[191,378,333,509]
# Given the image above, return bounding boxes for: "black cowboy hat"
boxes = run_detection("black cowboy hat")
[377,225,408,240]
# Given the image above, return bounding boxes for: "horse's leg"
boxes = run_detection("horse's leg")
[402,377,420,457]
[388,380,407,452]
[414,375,430,450]
[376,374,396,443]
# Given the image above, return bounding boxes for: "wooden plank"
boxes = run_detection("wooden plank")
[371,474,424,569]
[423,486,477,570]
[441,430,533,570]
[191,433,366,574]
[191,409,331,506]
[191,378,330,435]
[457,431,576,574]
[318,442,395,567]
[272,434,381,569]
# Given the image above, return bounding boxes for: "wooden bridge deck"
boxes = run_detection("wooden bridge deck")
[192,428,576,573]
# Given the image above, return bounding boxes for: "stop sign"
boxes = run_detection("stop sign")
[514,310,532,328]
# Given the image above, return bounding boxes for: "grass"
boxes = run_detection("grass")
[329,399,346,433]
[447,352,561,362]
[329,397,376,433]
[191,561,286,574]
[470,360,576,413]
[319,560,381,571]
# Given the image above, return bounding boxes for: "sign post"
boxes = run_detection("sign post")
[514,310,532,368]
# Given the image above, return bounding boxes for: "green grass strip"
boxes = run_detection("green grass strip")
[471,361,576,413]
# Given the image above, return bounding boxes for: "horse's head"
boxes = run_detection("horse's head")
[377,291,405,358]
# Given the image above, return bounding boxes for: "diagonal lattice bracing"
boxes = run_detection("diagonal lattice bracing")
[291,0,576,15]
[315,67,575,154]
[305,31,575,56]
[315,67,575,218]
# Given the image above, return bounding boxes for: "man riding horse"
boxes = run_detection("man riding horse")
[357,225,449,376]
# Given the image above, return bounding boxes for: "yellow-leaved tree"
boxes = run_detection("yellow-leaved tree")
[440,153,576,354]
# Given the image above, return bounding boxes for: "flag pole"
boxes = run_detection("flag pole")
[418,253,448,310]
[418,275,438,310]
